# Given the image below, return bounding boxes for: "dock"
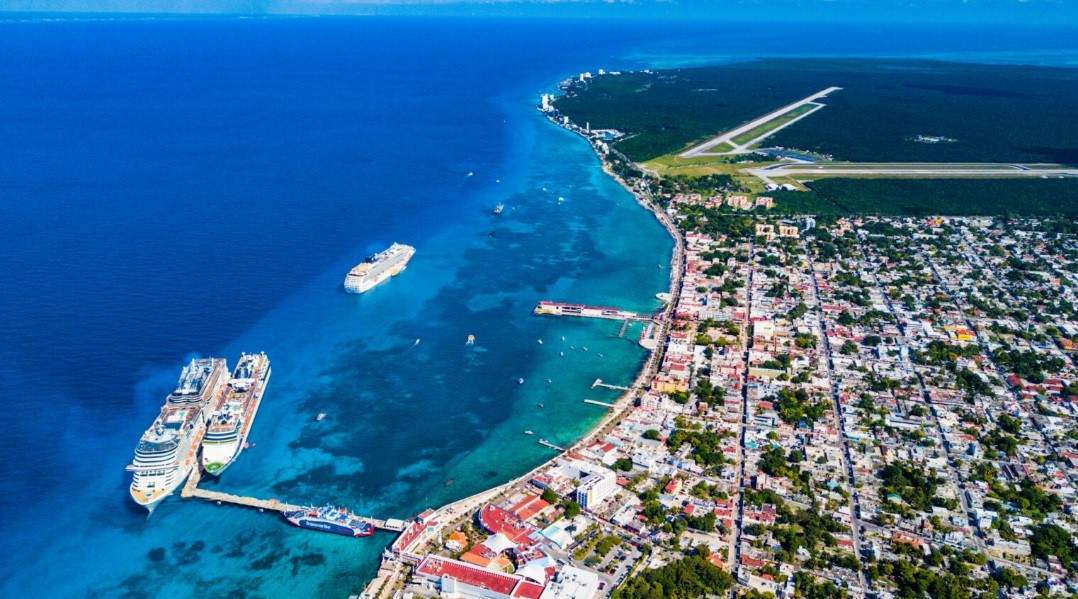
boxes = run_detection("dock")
[584,399,617,408]
[181,462,404,531]
[592,378,630,391]
[534,300,649,321]
[537,438,566,452]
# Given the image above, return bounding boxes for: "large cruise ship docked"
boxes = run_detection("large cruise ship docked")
[201,352,271,476]
[343,242,415,294]
[127,358,228,512]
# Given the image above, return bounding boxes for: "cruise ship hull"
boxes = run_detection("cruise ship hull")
[343,262,408,294]
[201,367,271,476]
[128,463,193,513]
[343,242,415,294]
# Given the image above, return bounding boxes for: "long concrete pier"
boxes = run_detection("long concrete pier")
[592,378,630,391]
[180,465,404,532]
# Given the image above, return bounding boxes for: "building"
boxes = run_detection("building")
[539,566,600,599]
[573,462,618,509]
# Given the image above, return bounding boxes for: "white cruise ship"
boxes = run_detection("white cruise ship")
[343,242,415,294]
[127,357,228,512]
[201,352,271,476]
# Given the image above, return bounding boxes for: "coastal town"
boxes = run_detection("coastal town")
[355,79,1078,599]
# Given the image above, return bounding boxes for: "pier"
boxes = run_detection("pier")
[181,465,404,532]
[592,377,631,391]
[534,300,649,321]
[537,439,566,452]
[584,399,617,408]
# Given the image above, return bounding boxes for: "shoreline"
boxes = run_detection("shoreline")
[359,101,684,598]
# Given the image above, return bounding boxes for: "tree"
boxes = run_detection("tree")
[561,499,581,519]
[612,458,633,472]
[541,487,559,504]
[1029,523,1078,570]
[611,555,733,599]
[642,429,662,441]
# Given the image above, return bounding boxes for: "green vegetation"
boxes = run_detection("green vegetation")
[541,487,559,504]
[612,555,733,599]
[878,461,942,512]
[771,178,1078,217]
[667,427,731,474]
[1029,523,1078,570]
[557,59,1078,164]
[731,103,818,146]
[771,387,829,426]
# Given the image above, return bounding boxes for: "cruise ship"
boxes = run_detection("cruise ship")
[201,352,271,476]
[282,505,375,537]
[127,358,228,512]
[343,242,415,294]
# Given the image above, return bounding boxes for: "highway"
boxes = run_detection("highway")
[679,86,842,158]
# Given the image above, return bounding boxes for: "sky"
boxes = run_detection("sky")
[2,0,1077,24]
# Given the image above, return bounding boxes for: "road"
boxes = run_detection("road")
[745,162,1078,185]
[679,86,842,158]
[807,248,871,594]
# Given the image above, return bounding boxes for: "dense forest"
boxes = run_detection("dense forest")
[554,59,1078,164]
[770,178,1078,216]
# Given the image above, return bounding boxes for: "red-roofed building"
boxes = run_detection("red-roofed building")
[508,495,551,522]
[478,504,536,546]
[416,555,546,599]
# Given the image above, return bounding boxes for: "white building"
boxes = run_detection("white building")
[539,566,600,599]
[572,461,617,509]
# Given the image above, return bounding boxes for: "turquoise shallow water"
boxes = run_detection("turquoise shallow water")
[0,18,672,597]
[3,17,1077,598]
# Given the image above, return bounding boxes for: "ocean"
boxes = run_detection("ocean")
[1,17,1075,598]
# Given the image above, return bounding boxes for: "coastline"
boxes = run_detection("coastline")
[360,100,684,597]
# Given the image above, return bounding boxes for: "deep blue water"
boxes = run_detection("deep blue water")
[1,17,1076,598]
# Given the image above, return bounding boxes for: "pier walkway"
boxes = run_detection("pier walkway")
[537,439,566,452]
[591,378,630,391]
[181,467,403,531]
[583,399,617,408]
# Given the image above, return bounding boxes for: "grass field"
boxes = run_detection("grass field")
[730,103,818,147]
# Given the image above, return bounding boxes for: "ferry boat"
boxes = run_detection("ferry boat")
[127,358,229,512]
[344,243,415,294]
[282,505,375,537]
[201,352,271,476]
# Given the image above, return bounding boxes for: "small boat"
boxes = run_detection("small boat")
[316,413,326,422]
[561,336,566,341]
[557,196,566,203]
[537,403,544,409]
[466,171,474,177]
[657,263,663,269]
[559,352,564,357]
[466,334,476,345]
[582,347,589,352]
[493,203,505,215]
[412,338,421,347]
[523,430,534,435]
[496,178,501,183]
[537,338,543,344]
[518,378,525,385]
[546,378,552,384]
